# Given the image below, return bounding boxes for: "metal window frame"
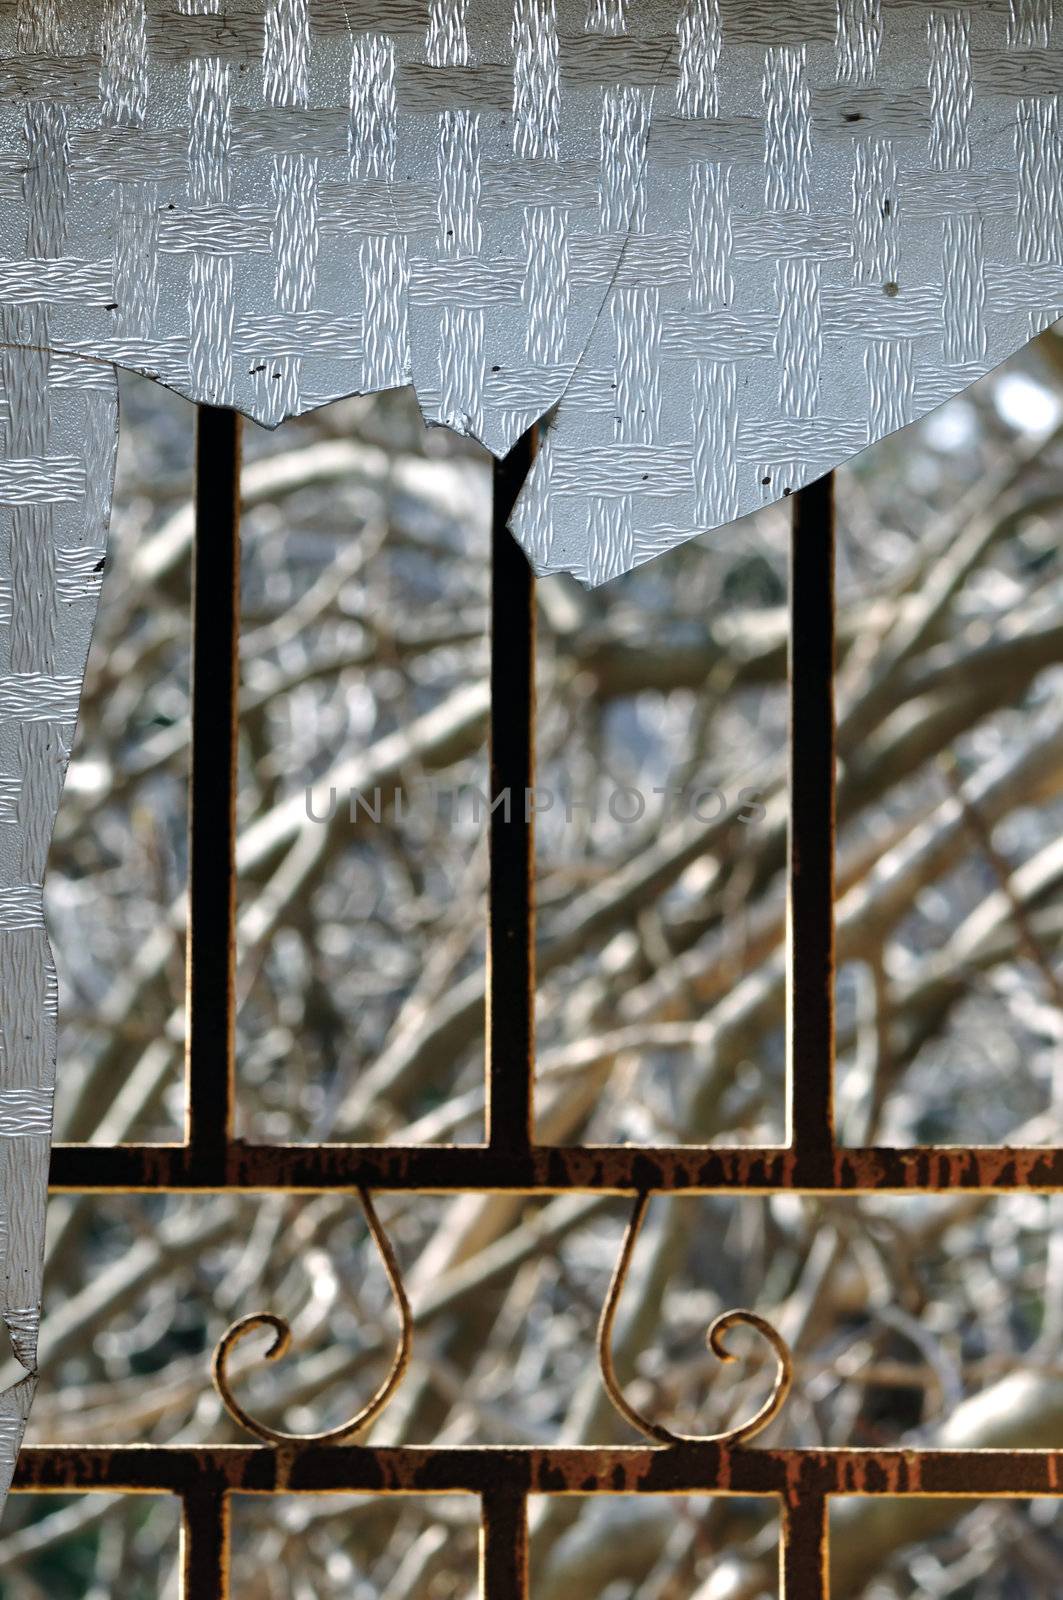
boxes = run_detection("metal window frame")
[12,407,1061,1599]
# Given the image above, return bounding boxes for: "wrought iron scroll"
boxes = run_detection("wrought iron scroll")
[598,1191,793,1446]
[212,1188,413,1447]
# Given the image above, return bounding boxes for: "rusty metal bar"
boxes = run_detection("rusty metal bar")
[46,1140,1063,1193]
[480,1489,528,1599]
[181,1481,230,1600]
[14,1444,1063,1498]
[780,1486,829,1600]
[788,473,836,1183]
[186,406,242,1175]
[486,430,537,1154]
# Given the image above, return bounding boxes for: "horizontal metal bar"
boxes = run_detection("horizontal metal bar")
[47,1142,1063,1193]
[13,1445,1063,1498]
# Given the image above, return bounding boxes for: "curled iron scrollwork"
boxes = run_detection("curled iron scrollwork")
[212,1187,412,1446]
[597,1192,793,1447]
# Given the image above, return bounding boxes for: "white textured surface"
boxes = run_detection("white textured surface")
[0,1,1061,582]
[514,0,1063,579]
[0,319,116,1497]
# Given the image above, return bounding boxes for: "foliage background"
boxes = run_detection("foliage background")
[1,331,1062,1598]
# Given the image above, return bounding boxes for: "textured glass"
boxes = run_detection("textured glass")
[1,0,1061,582]
[0,346,116,1496]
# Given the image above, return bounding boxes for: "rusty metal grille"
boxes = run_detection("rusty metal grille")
[12,405,1063,1598]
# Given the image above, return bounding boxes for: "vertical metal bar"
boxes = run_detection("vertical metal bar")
[181,1483,230,1599]
[788,473,836,1180]
[480,1489,529,1600]
[186,406,242,1172]
[780,1488,829,1600]
[486,430,537,1154]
